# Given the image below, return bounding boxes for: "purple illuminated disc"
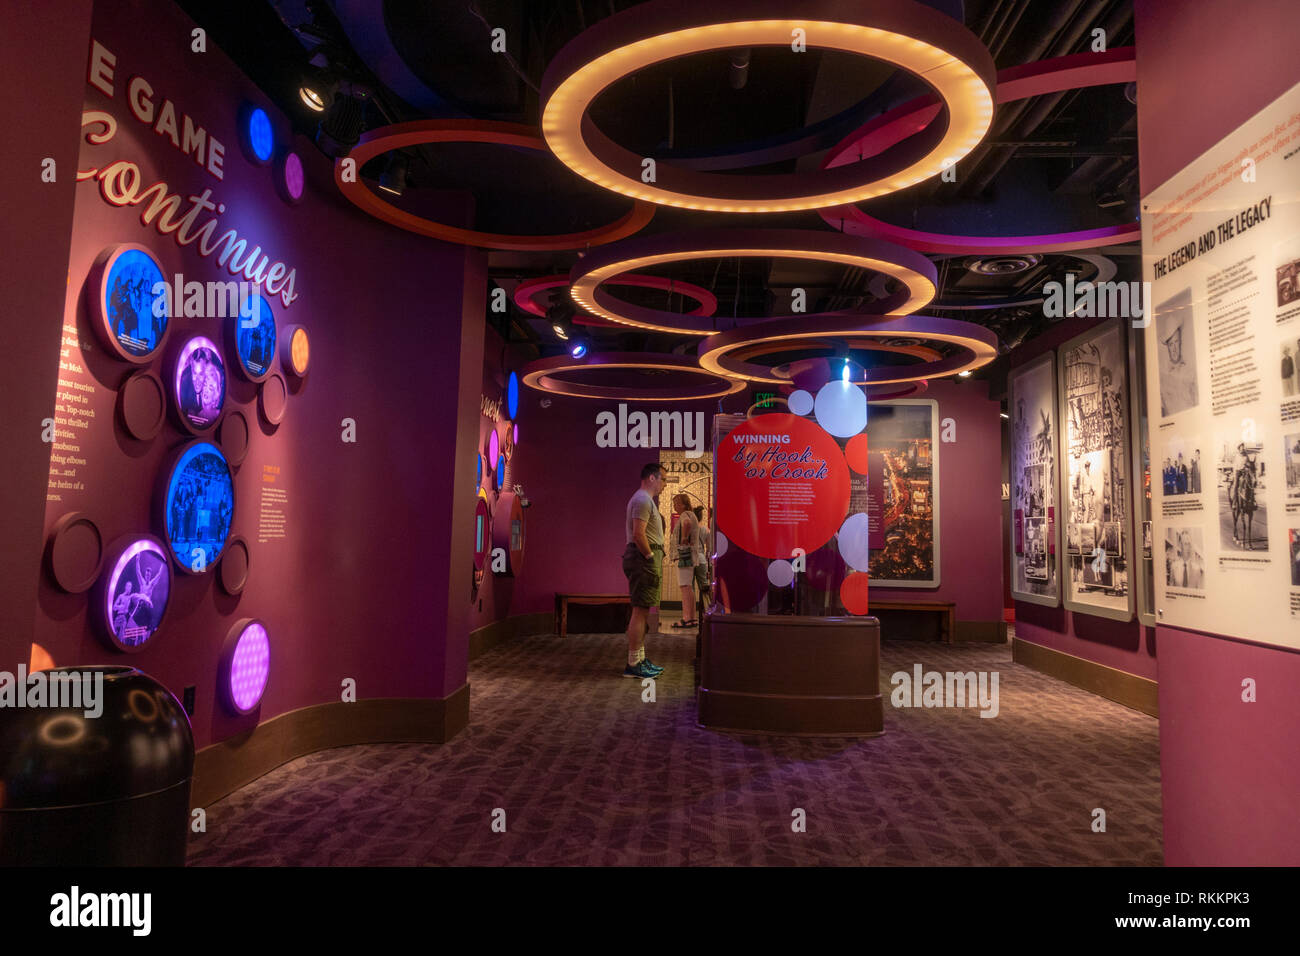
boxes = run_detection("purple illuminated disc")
[174,335,226,430]
[283,152,304,201]
[488,429,500,467]
[228,621,270,713]
[513,423,519,445]
[105,538,170,649]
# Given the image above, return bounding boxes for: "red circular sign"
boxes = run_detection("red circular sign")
[716,413,850,560]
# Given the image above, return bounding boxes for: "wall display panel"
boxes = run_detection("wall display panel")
[858,400,941,588]
[89,244,171,363]
[1129,323,1157,625]
[280,325,310,377]
[1140,80,1300,649]
[231,295,277,382]
[173,336,227,432]
[1009,354,1061,606]
[97,535,172,652]
[221,618,270,715]
[1059,320,1135,620]
[161,440,234,573]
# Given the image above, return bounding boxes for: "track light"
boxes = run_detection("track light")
[378,153,408,196]
[569,335,591,359]
[298,66,336,113]
[958,370,972,378]
[546,295,574,342]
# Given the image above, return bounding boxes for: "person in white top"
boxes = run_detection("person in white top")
[671,494,699,627]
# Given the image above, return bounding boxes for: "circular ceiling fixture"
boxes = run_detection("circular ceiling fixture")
[698,314,998,384]
[928,252,1115,310]
[570,229,938,335]
[521,352,746,401]
[820,47,1139,252]
[965,254,1042,275]
[540,0,995,213]
[515,273,719,328]
[335,119,655,250]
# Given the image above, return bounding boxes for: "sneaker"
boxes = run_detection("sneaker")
[641,659,664,675]
[623,661,658,679]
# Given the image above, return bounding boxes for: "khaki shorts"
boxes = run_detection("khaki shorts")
[623,543,662,609]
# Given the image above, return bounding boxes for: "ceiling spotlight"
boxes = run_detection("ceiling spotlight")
[315,93,365,158]
[546,295,574,342]
[1000,412,1010,419]
[569,336,591,359]
[298,66,336,113]
[958,370,972,378]
[378,153,409,196]
[841,360,851,382]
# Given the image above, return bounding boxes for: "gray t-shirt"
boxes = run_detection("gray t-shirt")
[676,509,698,557]
[626,488,664,551]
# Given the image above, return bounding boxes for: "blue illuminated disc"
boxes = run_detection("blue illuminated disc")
[164,442,234,572]
[496,454,506,487]
[507,371,519,419]
[476,454,482,487]
[235,295,277,380]
[248,107,273,162]
[103,248,168,358]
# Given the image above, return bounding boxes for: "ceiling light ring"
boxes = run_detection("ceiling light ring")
[569,228,938,335]
[820,48,1140,253]
[514,273,718,328]
[697,314,998,385]
[520,353,746,401]
[334,119,655,251]
[539,0,996,212]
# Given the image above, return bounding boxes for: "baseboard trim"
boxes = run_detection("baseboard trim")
[469,612,552,659]
[1012,638,1158,717]
[955,620,1008,643]
[192,685,470,807]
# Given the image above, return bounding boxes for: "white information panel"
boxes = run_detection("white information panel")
[1141,80,1300,649]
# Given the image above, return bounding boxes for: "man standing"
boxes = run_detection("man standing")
[1190,450,1201,494]
[623,463,666,678]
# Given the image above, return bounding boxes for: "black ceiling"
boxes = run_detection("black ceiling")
[177,0,1141,380]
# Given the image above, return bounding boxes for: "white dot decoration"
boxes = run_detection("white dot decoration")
[714,530,729,559]
[767,559,795,587]
[813,380,867,438]
[788,389,814,416]
[837,512,873,572]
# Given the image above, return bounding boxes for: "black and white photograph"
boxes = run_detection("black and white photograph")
[1024,516,1048,581]
[1218,440,1269,552]
[1164,527,1206,590]
[1286,431,1300,500]
[1282,339,1300,398]
[1291,529,1300,587]
[1009,355,1057,602]
[1154,288,1199,417]
[1160,438,1203,496]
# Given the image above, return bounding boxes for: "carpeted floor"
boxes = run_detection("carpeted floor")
[187,627,1164,866]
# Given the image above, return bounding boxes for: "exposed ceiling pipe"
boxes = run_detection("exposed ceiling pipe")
[729,49,752,90]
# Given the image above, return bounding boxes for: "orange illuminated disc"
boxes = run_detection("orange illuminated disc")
[290,327,310,375]
[840,571,871,616]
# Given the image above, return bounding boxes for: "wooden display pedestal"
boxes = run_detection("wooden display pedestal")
[697,612,883,737]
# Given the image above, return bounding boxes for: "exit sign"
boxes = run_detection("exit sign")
[755,392,777,408]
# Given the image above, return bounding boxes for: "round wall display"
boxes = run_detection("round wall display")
[88,244,171,364]
[476,453,483,490]
[220,618,270,715]
[259,372,289,425]
[239,103,274,164]
[118,369,167,441]
[488,429,500,467]
[506,371,520,418]
[280,325,310,377]
[494,453,506,491]
[473,498,491,571]
[161,440,234,573]
[276,150,306,205]
[231,295,277,382]
[218,409,251,467]
[172,335,227,432]
[218,536,251,595]
[491,491,525,576]
[47,512,104,593]
[96,534,172,652]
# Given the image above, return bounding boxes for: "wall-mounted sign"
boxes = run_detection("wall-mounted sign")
[98,535,172,652]
[88,244,170,363]
[1141,79,1300,650]
[162,440,234,573]
[220,618,270,715]
[859,400,940,588]
[173,335,226,431]
[232,295,277,382]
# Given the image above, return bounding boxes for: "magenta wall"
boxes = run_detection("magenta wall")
[1007,318,1158,681]
[466,352,1004,633]
[1135,0,1300,865]
[26,0,484,749]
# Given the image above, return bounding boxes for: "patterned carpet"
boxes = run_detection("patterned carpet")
[187,626,1164,866]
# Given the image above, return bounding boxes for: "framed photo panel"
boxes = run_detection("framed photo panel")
[1009,353,1061,606]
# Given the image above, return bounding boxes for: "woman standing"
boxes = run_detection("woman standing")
[671,494,699,628]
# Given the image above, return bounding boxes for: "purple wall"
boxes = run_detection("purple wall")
[1136,0,1300,864]
[26,0,483,749]
[1007,318,1157,681]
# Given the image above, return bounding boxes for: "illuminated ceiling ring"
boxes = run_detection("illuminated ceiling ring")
[335,119,654,251]
[540,0,996,212]
[698,314,998,385]
[820,48,1140,252]
[521,352,746,401]
[514,273,717,328]
[570,229,938,335]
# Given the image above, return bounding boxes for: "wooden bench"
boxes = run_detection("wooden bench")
[555,593,630,638]
[868,599,956,643]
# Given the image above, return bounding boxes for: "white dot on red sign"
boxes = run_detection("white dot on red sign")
[814,381,867,438]
[837,512,872,572]
[788,389,813,416]
[767,559,795,587]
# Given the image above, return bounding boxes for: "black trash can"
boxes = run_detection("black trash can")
[0,665,194,866]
